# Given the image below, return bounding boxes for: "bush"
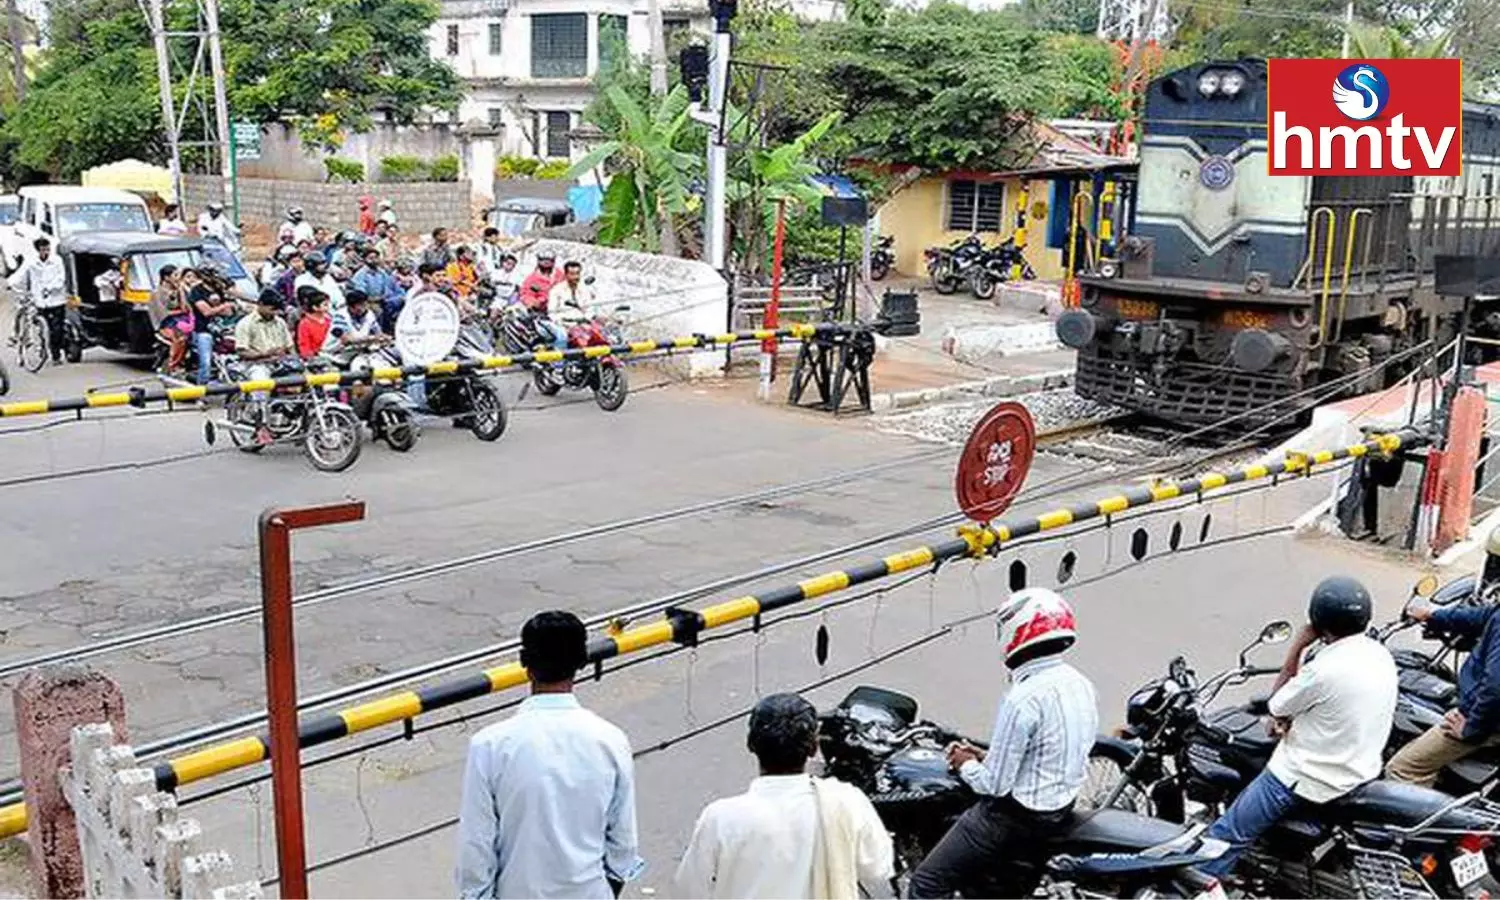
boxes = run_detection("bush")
[533,160,571,180]
[324,157,365,183]
[428,153,460,182]
[380,154,427,182]
[495,155,542,179]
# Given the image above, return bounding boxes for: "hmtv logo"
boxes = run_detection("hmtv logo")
[1268,58,1463,176]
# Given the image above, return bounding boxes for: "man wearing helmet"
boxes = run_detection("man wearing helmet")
[280,207,315,246]
[1200,576,1397,879]
[907,588,1098,898]
[1388,529,1500,785]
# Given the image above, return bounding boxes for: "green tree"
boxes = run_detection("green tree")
[726,111,840,274]
[567,84,700,254]
[1348,20,1452,55]
[4,0,461,180]
[1018,0,1099,34]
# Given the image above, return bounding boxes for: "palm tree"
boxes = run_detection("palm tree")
[1347,22,1451,58]
[568,84,700,254]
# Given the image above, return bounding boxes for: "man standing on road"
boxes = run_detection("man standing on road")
[423,227,454,269]
[9,237,69,364]
[455,610,645,899]
[1389,532,1500,785]
[907,588,1098,898]
[1200,576,1397,879]
[675,693,893,899]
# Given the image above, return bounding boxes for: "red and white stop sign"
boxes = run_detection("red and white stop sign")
[954,401,1036,523]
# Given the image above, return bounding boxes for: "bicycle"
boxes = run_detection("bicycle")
[7,299,48,373]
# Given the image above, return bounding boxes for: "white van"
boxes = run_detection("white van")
[14,186,153,262]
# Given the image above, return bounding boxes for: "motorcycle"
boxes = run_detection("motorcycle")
[1085,618,1500,898]
[208,357,362,473]
[1372,574,1500,799]
[871,235,895,282]
[968,236,1038,301]
[335,342,421,453]
[818,686,1231,899]
[155,316,238,384]
[924,235,984,295]
[528,306,630,413]
[419,316,509,442]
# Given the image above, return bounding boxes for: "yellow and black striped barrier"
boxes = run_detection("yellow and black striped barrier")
[0,324,825,420]
[0,427,1422,839]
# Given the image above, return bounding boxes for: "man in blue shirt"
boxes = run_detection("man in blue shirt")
[1389,531,1500,785]
[455,611,644,899]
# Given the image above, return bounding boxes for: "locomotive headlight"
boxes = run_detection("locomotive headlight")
[1220,71,1245,96]
[1197,71,1221,96]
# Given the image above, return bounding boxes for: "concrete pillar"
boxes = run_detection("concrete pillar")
[13,664,128,899]
[466,135,497,207]
[1436,385,1487,553]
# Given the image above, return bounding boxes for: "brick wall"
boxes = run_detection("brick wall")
[182,175,472,236]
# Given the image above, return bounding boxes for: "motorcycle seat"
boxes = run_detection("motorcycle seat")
[1054,808,1192,853]
[1326,779,1490,830]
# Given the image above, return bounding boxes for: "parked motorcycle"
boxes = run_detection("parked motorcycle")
[818,686,1231,898]
[924,235,984,295]
[209,357,362,472]
[1084,618,1500,898]
[871,235,895,281]
[969,236,1037,300]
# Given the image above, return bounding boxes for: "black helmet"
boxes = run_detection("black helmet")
[1309,576,1372,638]
[304,250,327,268]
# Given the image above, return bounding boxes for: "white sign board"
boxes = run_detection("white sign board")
[394,292,461,365]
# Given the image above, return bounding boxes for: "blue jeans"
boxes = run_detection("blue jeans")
[193,331,214,384]
[537,319,569,350]
[1201,769,1306,878]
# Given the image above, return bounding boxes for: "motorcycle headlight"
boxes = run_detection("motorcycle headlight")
[1198,71,1222,97]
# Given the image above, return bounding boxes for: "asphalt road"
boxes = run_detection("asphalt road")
[0,346,1447,898]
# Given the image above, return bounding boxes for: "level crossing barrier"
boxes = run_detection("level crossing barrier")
[0,324,824,420]
[0,426,1423,839]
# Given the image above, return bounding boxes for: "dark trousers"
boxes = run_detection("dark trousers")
[907,795,1072,898]
[40,305,65,361]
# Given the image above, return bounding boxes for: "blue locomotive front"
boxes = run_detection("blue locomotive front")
[1056,58,1500,430]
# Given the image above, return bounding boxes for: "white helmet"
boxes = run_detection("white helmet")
[996,588,1077,666]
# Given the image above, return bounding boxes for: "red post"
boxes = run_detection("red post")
[259,501,366,899]
[758,201,787,400]
[1436,386,1486,553]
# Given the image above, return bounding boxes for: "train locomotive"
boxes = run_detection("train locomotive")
[1056,58,1500,429]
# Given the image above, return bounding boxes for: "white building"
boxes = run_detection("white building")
[430,0,842,161]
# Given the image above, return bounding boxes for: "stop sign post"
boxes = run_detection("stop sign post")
[954,401,1036,524]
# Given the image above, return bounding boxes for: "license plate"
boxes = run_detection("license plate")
[1194,882,1228,900]
[1452,849,1490,888]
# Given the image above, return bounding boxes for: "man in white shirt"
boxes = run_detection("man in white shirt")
[196,202,240,250]
[378,199,397,228]
[8,237,69,364]
[158,203,188,236]
[455,611,644,899]
[908,588,1098,898]
[675,693,893,899]
[280,207,315,246]
[1200,576,1397,878]
[294,250,347,330]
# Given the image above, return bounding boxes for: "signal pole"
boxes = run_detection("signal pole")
[145,0,182,206]
[703,0,734,271]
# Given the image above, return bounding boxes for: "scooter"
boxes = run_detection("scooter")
[818,686,1231,898]
[420,317,509,442]
[337,342,421,452]
[1085,617,1500,898]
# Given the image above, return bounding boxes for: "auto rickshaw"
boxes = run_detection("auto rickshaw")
[57,231,251,359]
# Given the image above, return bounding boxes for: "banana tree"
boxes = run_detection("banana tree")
[567,84,700,255]
[726,110,841,275]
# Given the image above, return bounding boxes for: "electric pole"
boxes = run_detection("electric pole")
[141,0,233,218]
[202,0,233,214]
[145,0,182,206]
[703,0,733,271]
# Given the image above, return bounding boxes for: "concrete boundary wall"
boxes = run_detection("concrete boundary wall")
[182,175,471,236]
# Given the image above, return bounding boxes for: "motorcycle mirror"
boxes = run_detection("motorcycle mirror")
[1259,620,1294,645]
[584,275,596,285]
[1413,575,1439,598]
[614,304,631,313]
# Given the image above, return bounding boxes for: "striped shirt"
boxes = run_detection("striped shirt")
[958,657,1099,811]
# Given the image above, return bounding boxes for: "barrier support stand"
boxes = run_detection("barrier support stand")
[258,501,366,900]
